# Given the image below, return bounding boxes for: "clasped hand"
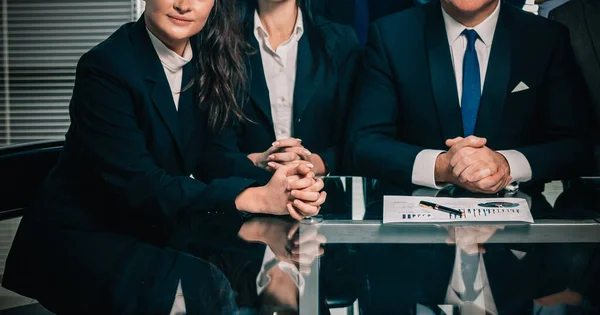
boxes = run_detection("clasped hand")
[436,136,512,194]
[248,138,327,176]
[236,162,327,220]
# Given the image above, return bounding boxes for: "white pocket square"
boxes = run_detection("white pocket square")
[511,81,529,93]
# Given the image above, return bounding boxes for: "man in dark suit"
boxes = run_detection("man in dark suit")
[346,0,592,194]
[549,0,600,173]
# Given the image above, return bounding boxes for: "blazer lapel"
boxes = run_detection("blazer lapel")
[293,25,323,121]
[584,0,600,69]
[424,4,464,140]
[247,34,274,124]
[131,17,184,156]
[474,4,512,140]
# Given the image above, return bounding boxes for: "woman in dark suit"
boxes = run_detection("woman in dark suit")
[2,0,325,312]
[207,0,361,182]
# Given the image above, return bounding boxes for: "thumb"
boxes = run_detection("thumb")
[296,162,315,176]
[265,144,280,155]
[276,163,301,177]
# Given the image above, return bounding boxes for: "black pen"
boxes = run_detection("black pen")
[419,200,463,216]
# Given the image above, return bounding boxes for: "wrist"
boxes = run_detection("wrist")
[247,153,261,167]
[238,219,267,242]
[495,152,511,175]
[235,187,267,213]
[434,153,451,183]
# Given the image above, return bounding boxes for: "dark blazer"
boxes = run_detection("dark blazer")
[3,17,257,302]
[346,1,592,187]
[206,14,361,183]
[360,244,544,315]
[549,0,600,141]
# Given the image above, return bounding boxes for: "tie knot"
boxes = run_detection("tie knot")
[462,29,479,46]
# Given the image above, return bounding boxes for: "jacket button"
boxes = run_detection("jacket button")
[297,118,301,123]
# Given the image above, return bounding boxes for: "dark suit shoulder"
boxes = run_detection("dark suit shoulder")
[78,22,137,76]
[548,0,582,20]
[313,16,361,61]
[506,3,568,35]
[371,6,426,32]
[504,3,570,49]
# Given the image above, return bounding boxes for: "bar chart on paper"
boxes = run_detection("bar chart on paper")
[383,196,534,224]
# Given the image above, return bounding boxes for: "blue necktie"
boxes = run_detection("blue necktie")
[461,29,481,137]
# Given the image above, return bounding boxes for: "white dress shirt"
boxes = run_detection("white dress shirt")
[252,10,306,296]
[254,9,304,140]
[147,28,193,110]
[444,247,499,315]
[147,29,192,315]
[412,2,533,189]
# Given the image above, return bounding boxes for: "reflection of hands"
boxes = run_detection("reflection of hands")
[436,136,512,194]
[445,225,504,255]
[535,289,583,307]
[238,217,325,272]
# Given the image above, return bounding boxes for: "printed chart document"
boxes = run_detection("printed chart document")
[383,196,533,224]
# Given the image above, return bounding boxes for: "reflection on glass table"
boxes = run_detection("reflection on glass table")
[297,177,600,315]
[0,176,599,315]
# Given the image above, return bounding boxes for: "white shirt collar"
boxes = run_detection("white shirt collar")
[146,28,193,73]
[442,0,501,47]
[254,8,304,42]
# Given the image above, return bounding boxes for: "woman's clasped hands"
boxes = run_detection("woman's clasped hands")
[235,162,327,220]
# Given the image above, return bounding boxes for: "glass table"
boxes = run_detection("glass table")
[1,177,599,315]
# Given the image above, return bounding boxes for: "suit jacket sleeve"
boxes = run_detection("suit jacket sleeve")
[514,26,592,180]
[200,120,273,186]
[345,22,425,184]
[72,51,256,227]
[316,27,361,174]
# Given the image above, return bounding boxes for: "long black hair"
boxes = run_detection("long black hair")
[193,0,251,132]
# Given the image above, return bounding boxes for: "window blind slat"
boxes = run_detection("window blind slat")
[1,0,137,145]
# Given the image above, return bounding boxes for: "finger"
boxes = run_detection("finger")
[278,163,305,177]
[287,203,305,221]
[296,227,318,245]
[296,163,315,177]
[489,175,512,194]
[445,137,464,147]
[474,170,506,192]
[449,147,478,169]
[284,146,312,160]
[307,191,327,207]
[267,161,284,172]
[451,151,481,178]
[292,199,320,217]
[302,178,325,192]
[448,136,487,151]
[459,161,494,183]
[264,144,281,156]
[291,190,321,202]
[269,152,300,163]
[292,240,325,256]
[287,222,300,240]
[272,138,303,148]
[287,177,316,191]
[293,250,324,265]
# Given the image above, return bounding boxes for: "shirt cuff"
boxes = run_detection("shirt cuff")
[497,150,532,183]
[412,149,448,190]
